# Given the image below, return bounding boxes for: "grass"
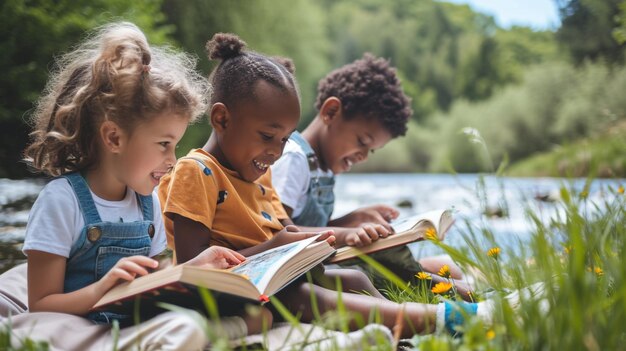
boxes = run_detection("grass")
[2,180,625,350]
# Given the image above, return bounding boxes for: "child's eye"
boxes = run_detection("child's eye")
[259,133,273,141]
[159,141,170,148]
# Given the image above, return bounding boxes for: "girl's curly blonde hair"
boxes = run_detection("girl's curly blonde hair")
[24,22,209,176]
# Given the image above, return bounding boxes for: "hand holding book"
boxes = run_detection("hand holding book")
[327,209,454,263]
[185,245,246,269]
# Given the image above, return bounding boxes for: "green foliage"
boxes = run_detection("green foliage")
[557,0,626,64]
[507,122,626,177]
[615,0,626,43]
[421,61,626,174]
[0,0,172,178]
[161,0,331,152]
[1,320,49,351]
[320,0,560,119]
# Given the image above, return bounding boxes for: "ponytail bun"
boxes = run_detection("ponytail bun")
[206,33,246,61]
[272,56,296,75]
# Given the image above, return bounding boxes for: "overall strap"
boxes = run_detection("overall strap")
[290,131,319,171]
[60,172,102,224]
[136,194,153,221]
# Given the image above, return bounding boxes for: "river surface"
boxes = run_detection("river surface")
[0,174,623,273]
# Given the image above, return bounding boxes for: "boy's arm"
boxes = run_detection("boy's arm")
[328,204,399,228]
[278,218,388,248]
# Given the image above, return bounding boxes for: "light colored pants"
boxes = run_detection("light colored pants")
[0,264,224,350]
[3,310,208,351]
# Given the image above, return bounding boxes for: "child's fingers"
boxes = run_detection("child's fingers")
[124,255,159,269]
[220,249,246,264]
[356,229,373,245]
[229,249,246,262]
[284,225,300,233]
[374,224,391,238]
[345,233,361,247]
[315,230,335,241]
[116,259,153,277]
[324,235,336,246]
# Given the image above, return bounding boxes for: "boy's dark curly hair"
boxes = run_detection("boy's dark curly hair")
[206,33,299,107]
[315,54,412,137]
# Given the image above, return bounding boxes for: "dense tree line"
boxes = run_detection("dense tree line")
[1,0,624,177]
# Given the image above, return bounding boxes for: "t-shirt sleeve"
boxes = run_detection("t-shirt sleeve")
[160,159,218,232]
[149,190,167,257]
[271,150,310,213]
[22,179,80,258]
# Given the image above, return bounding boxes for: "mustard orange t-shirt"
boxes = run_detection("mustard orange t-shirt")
[158,148,288,251]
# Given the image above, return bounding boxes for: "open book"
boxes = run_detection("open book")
[327,209,454,263]
[93,236,335,310]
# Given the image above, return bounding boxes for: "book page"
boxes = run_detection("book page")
[391,209,447,234]
[231,236,319,293]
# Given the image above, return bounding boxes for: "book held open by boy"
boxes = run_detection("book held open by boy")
[93,235,335,309]
[327,209,454,263]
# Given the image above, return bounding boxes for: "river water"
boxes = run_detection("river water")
[0,174,623,273]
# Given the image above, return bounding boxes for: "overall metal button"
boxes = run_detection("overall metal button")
[87,226,102,242]
[147,224,155,238]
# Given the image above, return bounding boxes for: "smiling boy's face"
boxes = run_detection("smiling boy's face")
[318,112,392,174]
[211,80,300,182]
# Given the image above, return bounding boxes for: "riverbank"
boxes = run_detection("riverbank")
[506,121,626,178]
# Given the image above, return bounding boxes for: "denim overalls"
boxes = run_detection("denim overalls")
[289,131,336,227]
[61,172,154,325]
[289,133,423,287]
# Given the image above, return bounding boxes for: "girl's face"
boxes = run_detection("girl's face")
[116,112,189,195]
[319,114,392,174]
[212,81,300,182]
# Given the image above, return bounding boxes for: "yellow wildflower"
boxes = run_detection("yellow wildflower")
[618,186,624,194]
[487,247,501,259]
[486,329,496,340]
[425,227,438,241]
[594,267,604,276]
[415,272,432,280]
[437,264,451,278]
[431,282,453,295]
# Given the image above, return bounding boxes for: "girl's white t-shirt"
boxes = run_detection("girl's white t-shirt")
[271,139,333,218]
[22,178,166,258]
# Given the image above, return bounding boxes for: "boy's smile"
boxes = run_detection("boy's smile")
[207,81,300,182]
[318,114,392,174]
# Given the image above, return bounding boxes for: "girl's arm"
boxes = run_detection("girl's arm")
[27,250,157,315]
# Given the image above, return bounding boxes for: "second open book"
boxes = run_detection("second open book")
[327,208,454,263]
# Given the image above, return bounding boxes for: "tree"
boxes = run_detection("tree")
[0,0,171,178]
[556,0,626,64]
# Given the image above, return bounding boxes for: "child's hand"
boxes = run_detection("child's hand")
[342,223,391,247]
[268,225,335,249]
[186,246,246,269]
[330,205,399,229]
[98,255,158,294]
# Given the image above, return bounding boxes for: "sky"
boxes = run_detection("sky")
[444,0,561,30]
